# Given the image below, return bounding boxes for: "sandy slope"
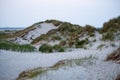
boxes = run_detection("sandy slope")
[15,23,57,44]
[0,45,119,80]
[33,60,120,80]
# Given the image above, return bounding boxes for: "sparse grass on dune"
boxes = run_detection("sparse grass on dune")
[13,21,44,38]
[17,57,95,80]
[45,19,62,26]
[14,26,36,38]
[0,33,10,40]
[101,16,120,33]
[31,34,49,44]
[76,38,89,48]
[0,31,14,40]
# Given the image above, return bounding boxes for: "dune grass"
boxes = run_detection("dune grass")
[0,41,35,52]
[17,57,96,80]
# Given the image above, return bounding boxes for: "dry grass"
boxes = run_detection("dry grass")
[101,16,120,33]
[116,74,120,80]
[16,67,47,80]
[14,26,36,38]
[106,47,120,63]
[16,57,95,80]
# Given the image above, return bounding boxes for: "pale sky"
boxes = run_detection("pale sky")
[0,0,120,28]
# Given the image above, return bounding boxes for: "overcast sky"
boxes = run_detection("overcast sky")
[0,0,120,28]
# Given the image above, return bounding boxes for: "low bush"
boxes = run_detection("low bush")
[45,20,62,26]
[59,40,66,46]
[0,41,35,52]
[84,25,96,33]
[58,22,80,33]
[67,40,75,47]
[88,33,95,37]
[51,36,61,40]
[76,38,89,48]
[93,39,96,42]
[58,22,72,31]
[39,44,53,53]
[102,16,120,33]
[97,44,105,49]
[31,34,48,44]
[111,43,116,47]
[102,32,114,41]
[53,44,64,52]
[39,44,65,53]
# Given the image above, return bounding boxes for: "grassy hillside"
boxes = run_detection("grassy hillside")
[1,16,120,52]
[101,16,120,41]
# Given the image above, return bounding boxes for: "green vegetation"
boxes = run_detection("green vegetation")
[31,34,48,44]
[39,44,65,53]
[111,43,116,47]
[51,36,61,40]
[0,32,13,40]
[59,40,66,46]
[102,16,120,33]
[30,20,96,47]
[1,17,119,53]
[84,25,96,33]
[68,40,75,47]
[0,41,35,52]
[101,16,120,41]
[102,32,114,41]
[93,39,96,42]
[39,44,53,53]
[58,22,81,32]
[45,20,62,26]
[53,44,64,52]
[76,38,89,48]
[88,33,95,37]
[97,44,105,49]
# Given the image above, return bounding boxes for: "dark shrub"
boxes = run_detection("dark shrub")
[45,20,62,26]
[59,40,66,46]
[51,36,61,40]
[39,44,53,53]
[88,33,95,37]
[58,22,80,32]
[101,16,120,33]
[31,34,48,44]
[68,40,75,47]
[111,43,116,47]
[84,25,96,33]
[53,45,64,52]
[58,22,72,31]
[76,38,89,48]
[93,39,96,42]
[102,32,114,41]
